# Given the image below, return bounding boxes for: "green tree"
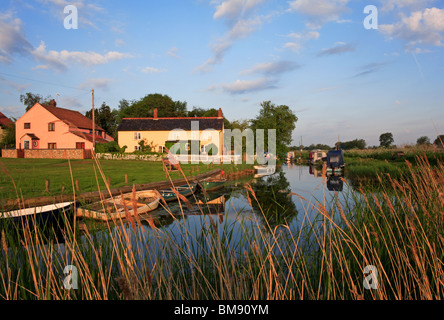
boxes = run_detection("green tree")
[250,101,298,157]
[416,136,431,146]
[434,135,444,148]
[86,102,118,138]
[379,132,394,148]
[20,92,53,111]
[0,119,15,149]
[337,139,366,150]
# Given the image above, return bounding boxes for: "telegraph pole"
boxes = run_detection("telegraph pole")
[92,89,95,152]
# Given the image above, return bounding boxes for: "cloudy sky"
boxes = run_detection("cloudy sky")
[1,0,443,147]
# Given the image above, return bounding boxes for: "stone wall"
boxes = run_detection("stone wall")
[1,149,90,159]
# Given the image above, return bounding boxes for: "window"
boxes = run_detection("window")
[24,123,31,129]
[134,132,142,140]
[48,143,56,149]
[76,142,85,149]
[158,146,165,153]
[134,145,141,151]
[48,123,55,131]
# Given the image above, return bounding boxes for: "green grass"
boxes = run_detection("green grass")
[0,158,253,202]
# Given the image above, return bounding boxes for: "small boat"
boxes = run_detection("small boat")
[199,177,227,192]
[254,165,275,177]
[326,150,345,173]
[309,149,327,165]
[159,182,197,202]
[76,190,160,221]
[0,201,74,224]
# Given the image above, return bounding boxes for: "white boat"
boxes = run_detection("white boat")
[254,165,275,177]
[77,190,160,221]
[0,201,74,222]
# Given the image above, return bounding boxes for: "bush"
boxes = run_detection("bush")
[95,141,125,153]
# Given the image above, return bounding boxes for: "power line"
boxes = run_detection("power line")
[0,71,90,92]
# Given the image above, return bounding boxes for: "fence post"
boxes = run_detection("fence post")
[125,174,128,184]
[76,180,80,192]
[45,179,50,192]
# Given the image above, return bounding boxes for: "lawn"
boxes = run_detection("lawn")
[0,158,252,203]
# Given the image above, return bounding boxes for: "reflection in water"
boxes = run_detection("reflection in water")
[249,170,299,229]
[327,175,344,192]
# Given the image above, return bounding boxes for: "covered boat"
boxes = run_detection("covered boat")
[326,150,345,173]
[309,149,327,164]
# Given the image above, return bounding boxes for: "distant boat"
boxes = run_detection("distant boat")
[0,201,74,224]
[199,177,227,192]
[254,165,275,177]
[159,182,197,202]
[309,149,327,165]
[326,150,345,173]
[76,190,160,221]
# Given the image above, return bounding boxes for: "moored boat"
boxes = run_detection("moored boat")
[76,190,160,221]
[326,150,345,173]
[0,201,74,225]
[159,182,197,202]
[199,177,227,192]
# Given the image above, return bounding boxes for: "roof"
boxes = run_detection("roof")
[70,131,109,144]
[117,117,224,132]
[24,133,40,140]
[0,112,13,128]
[38,104,104,132]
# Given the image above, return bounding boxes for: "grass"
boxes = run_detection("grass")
[0,153,443,300]
[0,158,253,203]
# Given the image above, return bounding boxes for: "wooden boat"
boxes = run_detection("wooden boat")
[199,177,227,192]
[159,182,197,202]
[0,202,74,224]
[76,190,160,221]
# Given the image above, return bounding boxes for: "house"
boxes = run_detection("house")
[15,101,113,152]
[117,108,224,155]
[0,112,13,141]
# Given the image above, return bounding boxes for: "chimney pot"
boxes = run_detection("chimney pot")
[154,108,158,119]
[218,108,223,118]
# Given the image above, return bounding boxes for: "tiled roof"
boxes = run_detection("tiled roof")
[0,112,13,128]
[39,104,104,131]
[70,131,109,144]
[117,117,224,132]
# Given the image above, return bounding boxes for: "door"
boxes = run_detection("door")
[24,140,30,150]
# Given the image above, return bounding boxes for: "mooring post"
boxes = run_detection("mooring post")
[45,179,50,192]
[76,179,80,192]
[125,174,128,184]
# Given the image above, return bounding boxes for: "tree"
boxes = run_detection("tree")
[20,92,53,111]
[416,136,431,146]
[337,139,366,150]
[379,132,394,148]
[434,135,444,148]
[0,119,15,149]
[86,102,118,138]
[250,101,298,157]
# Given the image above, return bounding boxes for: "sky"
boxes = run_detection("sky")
[0,0,443,147]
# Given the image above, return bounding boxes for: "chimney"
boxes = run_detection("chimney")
[50,99,57,107]
[153,108,158,119]
[218,108,223,119]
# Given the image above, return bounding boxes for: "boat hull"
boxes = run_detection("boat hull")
[200,179,227,192]
[159,183,197,202]
[77,190,160,221]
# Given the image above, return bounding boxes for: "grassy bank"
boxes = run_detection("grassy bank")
[0,158,253,203]
[1,154,443,300]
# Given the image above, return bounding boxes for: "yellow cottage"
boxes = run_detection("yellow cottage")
[117,108,225,156]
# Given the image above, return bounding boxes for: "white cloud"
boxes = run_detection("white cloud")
[219,77,277,94]
[167,47,180,59]
[288,0,350,28]
[0,13,33,63]
[240,60,300,75]
[283,30,320,52]
[79,78,115,91]
[31,41,133,72]
[195,0,267,73]
[141,66,166,74]
[380,7,444,48]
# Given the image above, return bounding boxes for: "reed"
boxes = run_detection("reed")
[0,154,443,300]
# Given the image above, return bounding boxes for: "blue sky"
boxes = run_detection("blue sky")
[1,0,443,147]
